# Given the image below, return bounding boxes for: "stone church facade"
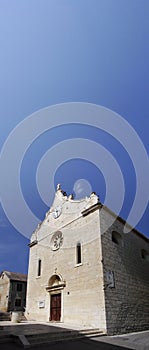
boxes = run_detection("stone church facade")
[26,185,149,335]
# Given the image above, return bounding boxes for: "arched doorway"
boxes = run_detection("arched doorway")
[46,274,66,322]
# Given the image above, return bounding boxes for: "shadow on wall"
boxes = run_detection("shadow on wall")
[101,227,149,335]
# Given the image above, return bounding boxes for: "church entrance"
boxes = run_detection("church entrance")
[50,293,61,321]
[46,274,66,322]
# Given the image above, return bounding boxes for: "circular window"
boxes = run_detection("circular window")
[50,231,63,251]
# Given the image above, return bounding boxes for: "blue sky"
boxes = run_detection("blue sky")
[0,0,149,274]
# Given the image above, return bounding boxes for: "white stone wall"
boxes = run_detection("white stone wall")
[26,191,106,331]
[0,273,9,312]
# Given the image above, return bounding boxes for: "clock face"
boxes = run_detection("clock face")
[51,231,63,251]
[53,206,62,219]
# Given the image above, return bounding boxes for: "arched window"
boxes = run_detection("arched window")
[76,242,81,264]
[112,231,122,245]
[37,259,41,277]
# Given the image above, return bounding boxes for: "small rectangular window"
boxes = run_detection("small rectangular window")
[38,259,41,276]
[76,243,81,264]
[17,283,22,292]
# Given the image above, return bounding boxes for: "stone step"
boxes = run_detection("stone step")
[0,311,11,321]
[26,328,103,346]
[0,334,13,344]
[0,316,11,321]
[0,325,104,347]
[0,317,11,321]
[0,312,26,322]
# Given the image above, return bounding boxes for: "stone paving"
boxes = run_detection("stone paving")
[0,321,102,347]
[0,321,149,349]
[0,320,94,334]
[91,330,149,350]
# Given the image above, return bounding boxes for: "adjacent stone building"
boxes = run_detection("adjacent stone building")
[26,185,149,335]
[0,271,27,312]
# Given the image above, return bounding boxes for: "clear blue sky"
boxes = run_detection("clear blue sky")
[0,0,149,274]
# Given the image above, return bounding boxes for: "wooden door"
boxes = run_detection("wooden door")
[50,293,61,321]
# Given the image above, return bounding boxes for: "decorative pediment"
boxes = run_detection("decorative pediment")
[46,274,66,292]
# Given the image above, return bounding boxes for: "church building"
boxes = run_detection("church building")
[26,185,149,335]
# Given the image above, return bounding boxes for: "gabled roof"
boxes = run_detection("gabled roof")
[0,271,27,282]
